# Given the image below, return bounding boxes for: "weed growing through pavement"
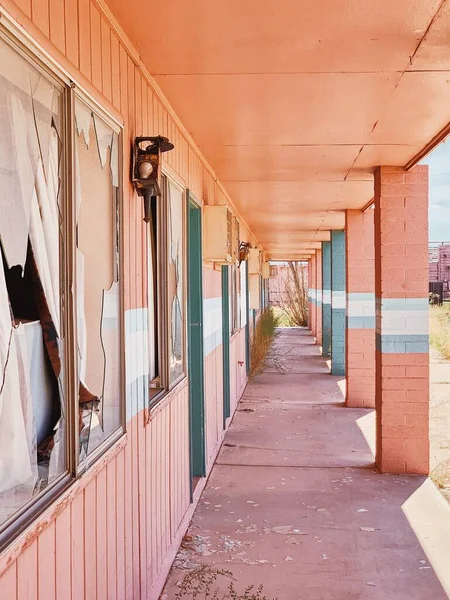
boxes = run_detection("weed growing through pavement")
[174,565,278,600]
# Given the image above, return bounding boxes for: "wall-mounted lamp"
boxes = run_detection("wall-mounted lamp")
[239,241,251,265]
[132,136,174,222]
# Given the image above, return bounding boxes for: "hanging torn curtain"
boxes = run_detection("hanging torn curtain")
[0,38,68,524]
[0,39,120,526]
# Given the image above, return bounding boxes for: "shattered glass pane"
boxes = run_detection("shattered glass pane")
[76,98,121,458]
[93,113,113,169]
[75,99,92,147]
[167,180,184,384]
[0,38,66,528]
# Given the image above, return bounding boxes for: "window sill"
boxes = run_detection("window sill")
[147,376,188,423]
[230,327,244,342]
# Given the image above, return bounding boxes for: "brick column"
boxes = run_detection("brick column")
[316,248,323,346]
[331,231,346,376]
[374,165,429,475]
[346,210,375,408]
[322,241,332,357]
[309,257,316,335]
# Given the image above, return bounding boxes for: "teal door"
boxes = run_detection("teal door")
[222,266,231,427]
[187,193,206,480]
[244,261,250,375]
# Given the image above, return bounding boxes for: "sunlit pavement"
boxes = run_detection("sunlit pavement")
[162,328,448,599]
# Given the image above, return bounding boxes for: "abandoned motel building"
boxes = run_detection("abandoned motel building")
[1,0,450,598]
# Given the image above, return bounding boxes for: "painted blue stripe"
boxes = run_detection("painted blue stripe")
[348,316,376,329]
[348,292,375,302]
[375,298,428,311]
[376,333,429,353]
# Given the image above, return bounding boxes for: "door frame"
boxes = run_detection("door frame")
[221,265,231,427]
[187,191,206,485]
[245,261,250,375]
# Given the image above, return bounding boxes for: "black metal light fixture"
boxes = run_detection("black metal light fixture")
[132,136,174,222]
[239,241,251,265]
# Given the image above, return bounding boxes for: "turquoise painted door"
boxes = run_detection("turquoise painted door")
[222,266,230,427]
[187,194,206,479]
[245,261,250,375]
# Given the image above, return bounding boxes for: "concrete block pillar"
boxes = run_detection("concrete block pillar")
[374,165,429,475]
[309,257,316,335]
[316,248,323,346]
[345,209,375,408]
[322,241,332,357]
[331,231,346,375]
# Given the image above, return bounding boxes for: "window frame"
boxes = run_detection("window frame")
[230,264,240,336]
[0,23,125,550]
[147,168,187,411]
[72,91,126,472]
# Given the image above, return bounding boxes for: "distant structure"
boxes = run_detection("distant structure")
[269,263,308,306]
[429,243,450,301]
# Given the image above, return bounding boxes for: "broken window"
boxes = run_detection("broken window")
[230,265,240,335]
[167,178,185,385]
[240,261,248,329]
[147,194,163,399]
[75,97,122,459]
[147,174,185,407]
[0,34,124,540]
[0,37,66,528]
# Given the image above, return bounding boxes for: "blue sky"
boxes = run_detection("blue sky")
[420,141,450,242]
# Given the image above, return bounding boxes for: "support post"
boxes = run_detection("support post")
[316,248,323,347]
[322,241,332,358]
[331,231,346,376]
[374,165,429,474]
[345,210,375,408]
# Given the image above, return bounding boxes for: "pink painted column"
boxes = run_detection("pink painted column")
[312,254,317,337]
[308,258,316,334]
[345,209,375,408]
[315,249,323,346]
[374,166,429,474]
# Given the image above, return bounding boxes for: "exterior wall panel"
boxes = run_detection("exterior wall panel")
[0,1,253,599]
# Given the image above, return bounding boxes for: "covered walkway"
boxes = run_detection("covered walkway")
[162,329,446,599]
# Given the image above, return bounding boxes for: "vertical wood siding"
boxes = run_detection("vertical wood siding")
[0,1,251,599]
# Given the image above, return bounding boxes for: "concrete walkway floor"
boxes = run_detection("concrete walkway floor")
[162,328,448,599]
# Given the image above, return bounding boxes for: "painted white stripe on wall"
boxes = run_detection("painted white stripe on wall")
[375,298,429,336]
[204,297,223,355]
[375,313,429,336]
[322,290,331,304]
[332,290,346,309]
[347,293,375,317]
[125,307,149,421]
[125,308,148,383]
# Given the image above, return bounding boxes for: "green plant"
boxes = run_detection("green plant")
[174,565,277,600]
[249,307,279,380]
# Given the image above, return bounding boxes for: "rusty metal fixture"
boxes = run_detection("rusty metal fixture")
[131,136,174,222]
[239,241,251,265]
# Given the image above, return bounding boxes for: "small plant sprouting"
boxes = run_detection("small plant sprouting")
[174,565,278,600]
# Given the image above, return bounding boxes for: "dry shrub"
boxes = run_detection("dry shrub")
[430,304,450,360]
[249,308,279,380]
[274,262,308,327]
[175,564,277,600]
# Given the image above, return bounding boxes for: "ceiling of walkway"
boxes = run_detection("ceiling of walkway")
[108,0,450,259]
